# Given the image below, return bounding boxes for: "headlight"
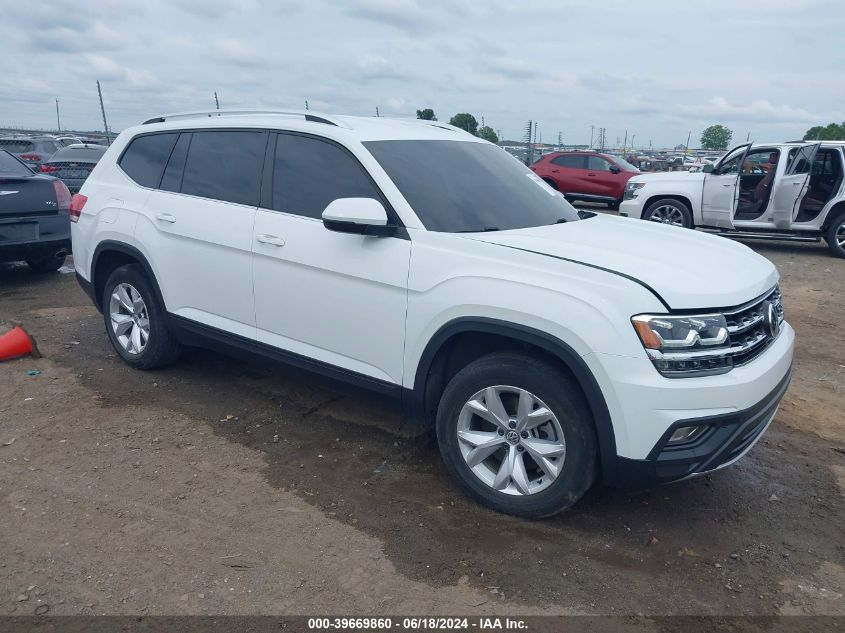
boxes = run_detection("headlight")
[623,181,646,200]
[632,313,731,377]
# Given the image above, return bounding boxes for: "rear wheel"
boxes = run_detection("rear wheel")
[824,211,845,259]
[436,353,598,518]
[102,264,181,369]
[26,254,65,273]
[643,198,692,228]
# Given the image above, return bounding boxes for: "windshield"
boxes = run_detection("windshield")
[364,140,583,232]
[0,150,33,176]
[608,155,640,172]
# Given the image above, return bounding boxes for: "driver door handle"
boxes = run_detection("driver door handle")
[256,234,285,247]
[722,183,734,187]
[155,213,176,223]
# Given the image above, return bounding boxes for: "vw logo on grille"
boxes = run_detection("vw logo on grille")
[763,301,778,338]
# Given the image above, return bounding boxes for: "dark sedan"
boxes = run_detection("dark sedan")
[39,143,107,193]
[0,136,62,171]
[0,150,72,272]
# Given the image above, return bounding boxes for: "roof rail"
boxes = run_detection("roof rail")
[141,109,348,128]
[407,119,470,135]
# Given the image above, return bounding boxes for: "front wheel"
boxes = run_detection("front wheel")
[825,212,845,259]
[102,264,182,369]
[436,353,598,518]
[643,198,693,228]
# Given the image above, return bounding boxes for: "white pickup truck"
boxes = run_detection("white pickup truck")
[619,141,845,258]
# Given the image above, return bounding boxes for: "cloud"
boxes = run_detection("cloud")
[350,54,407,81]
[345,0,435,32]
[209,39,267,68]
[678,96,845,125]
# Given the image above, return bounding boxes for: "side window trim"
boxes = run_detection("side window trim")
[267,130,405,228]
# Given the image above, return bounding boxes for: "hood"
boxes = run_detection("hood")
[465,215,778,310]
[629,171,705,184]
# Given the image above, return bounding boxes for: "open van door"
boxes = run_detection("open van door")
[701,143,751,229]
[771,142,821,229]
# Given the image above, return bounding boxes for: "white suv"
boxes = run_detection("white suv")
[71,110,795,517]
[619,141,845,258]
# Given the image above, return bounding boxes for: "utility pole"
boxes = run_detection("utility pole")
[97,80,110,145]
[685,130,692,156]
[746,131,751,142]
[305,100,309,111]
[214,91,220,110]
[55,99,61,132]
[558,131,562,151]
[375,106,380,117]
[589,124,594,148]
[524,120,533,166]
[631,134,636,151]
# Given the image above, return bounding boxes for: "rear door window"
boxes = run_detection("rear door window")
[271,133,380,219]
[180,130,266,206]
[588,156,612,171]
[119,133,179,188]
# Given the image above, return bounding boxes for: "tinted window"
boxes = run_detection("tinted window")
[181,131,265,205]
[551,154,585,168]
[50,146,107,162]
[588,156,612,171]
[272,133,379,219]
[119,133,178,188]
[0,140,35,153]
[160,133,191,193]
[365,140,583,233]
[0,151,33,176]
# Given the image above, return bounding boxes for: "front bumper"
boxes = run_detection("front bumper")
[619,198,645,219]
[616,366,791,488]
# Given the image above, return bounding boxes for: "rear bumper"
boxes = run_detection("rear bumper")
[76,271,99,310]
[616,366,791,488]
[0,238,71,263]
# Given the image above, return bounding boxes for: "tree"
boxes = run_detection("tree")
[449,113,479,136]
[416,108,437,121]
[478,126,498,143]
[700,124,733,150]
[803,122,845,140]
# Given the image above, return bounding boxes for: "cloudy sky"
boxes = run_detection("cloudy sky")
[2,0,844,147]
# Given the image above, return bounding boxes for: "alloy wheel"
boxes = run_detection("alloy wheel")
[108,282,150,355]
[837,221,845,250]
[456,385,566,496]
[648,204,685,226]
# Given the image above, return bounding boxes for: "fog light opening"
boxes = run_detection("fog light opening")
[668,425,707,445]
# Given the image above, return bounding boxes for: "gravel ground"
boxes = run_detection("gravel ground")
[0,233,843,617]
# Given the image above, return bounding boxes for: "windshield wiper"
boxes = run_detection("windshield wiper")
[457,226,500,233]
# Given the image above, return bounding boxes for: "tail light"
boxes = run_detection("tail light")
[19,153,43,162]
[69,193,87,223]
[39,164,58,173]
[54,181,72,212]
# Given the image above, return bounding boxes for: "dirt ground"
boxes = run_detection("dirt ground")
[1,235,843,618]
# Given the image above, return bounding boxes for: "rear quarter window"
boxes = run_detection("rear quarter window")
[119,133,179,188]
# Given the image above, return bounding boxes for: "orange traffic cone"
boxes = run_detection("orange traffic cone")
[0,326,40,361]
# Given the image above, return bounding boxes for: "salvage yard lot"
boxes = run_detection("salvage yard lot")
[1,236,843,616]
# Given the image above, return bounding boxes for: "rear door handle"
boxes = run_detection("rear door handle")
[722,183,734,187]
[155,213,176,223]
[256,234,286,247]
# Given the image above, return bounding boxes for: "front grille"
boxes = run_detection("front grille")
[723,286,784,367]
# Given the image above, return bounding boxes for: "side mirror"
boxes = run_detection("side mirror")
[322,197,393,236]
[609,164,621,174]
[702,164,714,174]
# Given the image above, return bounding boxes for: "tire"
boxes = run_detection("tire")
[102,264,181,369]
[643,198,693,228]
[26,254,65,273]
[435,352,598,518]
[824,211,845,259]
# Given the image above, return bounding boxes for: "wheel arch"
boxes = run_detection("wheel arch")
[821,200,845,231]
[405,317,619,485]
[91,241,166,313]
